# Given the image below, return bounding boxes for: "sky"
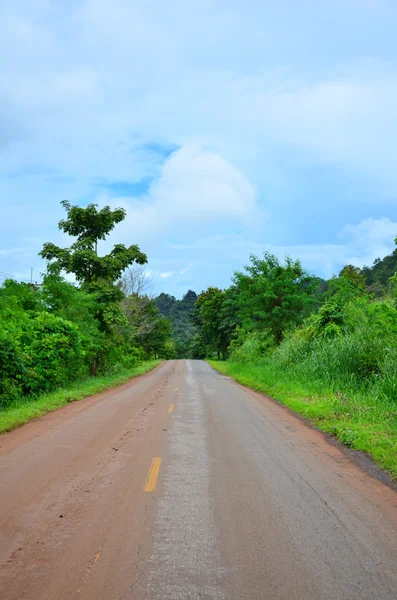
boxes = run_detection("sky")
[2,0,397,297]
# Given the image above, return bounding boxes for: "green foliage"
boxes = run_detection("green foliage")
[156,290,198,357]
[210,360,397,479]
[207,239,397,478]
[0,360,160,434]
[229,330,274,363]
[233,252,314,344]
[327,265,368,304]
[362,249,397,296]
[0,201,173,412]
[39,201,152,374]
[23,312,84,394]
[188,333,207,359]
[0,331,25,405]
[40,201,147,285]
[194,287,232,359]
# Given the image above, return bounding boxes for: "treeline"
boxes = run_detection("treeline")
[155,290,198,358]
[0,202,175,408]
[193,248,397,405]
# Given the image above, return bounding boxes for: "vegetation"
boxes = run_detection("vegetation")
[156,290,198,357]
[0,202,174,421]
[2,199,397,478]
[194,249,397,478]
[0,360,160,434]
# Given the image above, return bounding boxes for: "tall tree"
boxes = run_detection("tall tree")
[233,252,314,344]
[40,201,147,286]
[40,201,148,373]
[194,287,230,359]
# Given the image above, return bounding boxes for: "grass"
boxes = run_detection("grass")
[208,359,397,480]
[0,360,161,435]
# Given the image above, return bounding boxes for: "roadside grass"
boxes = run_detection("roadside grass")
[0,360,161,435]
[208,360,397,480]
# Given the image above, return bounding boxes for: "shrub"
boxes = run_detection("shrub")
[23,313,84,394]
[229,330,274,363]
[0,332,25,407]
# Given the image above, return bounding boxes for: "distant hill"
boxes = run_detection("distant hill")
[156,290,197,357]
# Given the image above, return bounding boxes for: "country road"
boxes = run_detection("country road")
[1,360,397,600]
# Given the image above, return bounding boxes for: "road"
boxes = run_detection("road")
[0,360,397,599]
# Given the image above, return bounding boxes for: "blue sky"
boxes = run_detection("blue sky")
[2,1,397,297]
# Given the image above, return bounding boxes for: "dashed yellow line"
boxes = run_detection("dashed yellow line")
[144,457,162,492]
[168,404,174,413]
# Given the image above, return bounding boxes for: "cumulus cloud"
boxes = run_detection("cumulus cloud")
[102,142,263,247]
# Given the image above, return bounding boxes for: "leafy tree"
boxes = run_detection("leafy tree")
[188,332,207,359]
[121,268,175,360]
[327,265,367,304]
[233,252,314,344]
[362,249,397,295]
[40,201,147,287]
[194,287,231,359]
[156,290,198,358]
[41,267,102,369]
[40,201,148,372]
[156,293,177,318]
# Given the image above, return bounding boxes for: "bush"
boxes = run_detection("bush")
[0,332,25,407]
[23,313,84,394]
[229,330,274,363]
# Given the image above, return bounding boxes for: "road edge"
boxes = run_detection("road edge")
[208,359,397,490]
[0,360,163,436]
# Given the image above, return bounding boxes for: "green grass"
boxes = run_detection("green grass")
[0,360,161,435]
[208,360,397,480]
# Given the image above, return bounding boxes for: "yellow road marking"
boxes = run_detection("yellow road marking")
[76,552,101,593]
[168,404,174,413]
[144,457,162,492]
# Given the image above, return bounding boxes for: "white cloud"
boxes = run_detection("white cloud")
[2,1,397,292]
[2,2,397,191]
[151,142,257,221]
[160,272,173,278]
[102,142,263,245]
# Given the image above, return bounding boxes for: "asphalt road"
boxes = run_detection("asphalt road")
[1,359,397,599]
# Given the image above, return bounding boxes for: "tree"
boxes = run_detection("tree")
[40,201,148,373]
[156,293,176,318]
[233,252,314,344]
[362,249,397,295]
[156,290,198,358]
[327,265,367,304]
[194,287,230,359]
[40,201,147,286]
